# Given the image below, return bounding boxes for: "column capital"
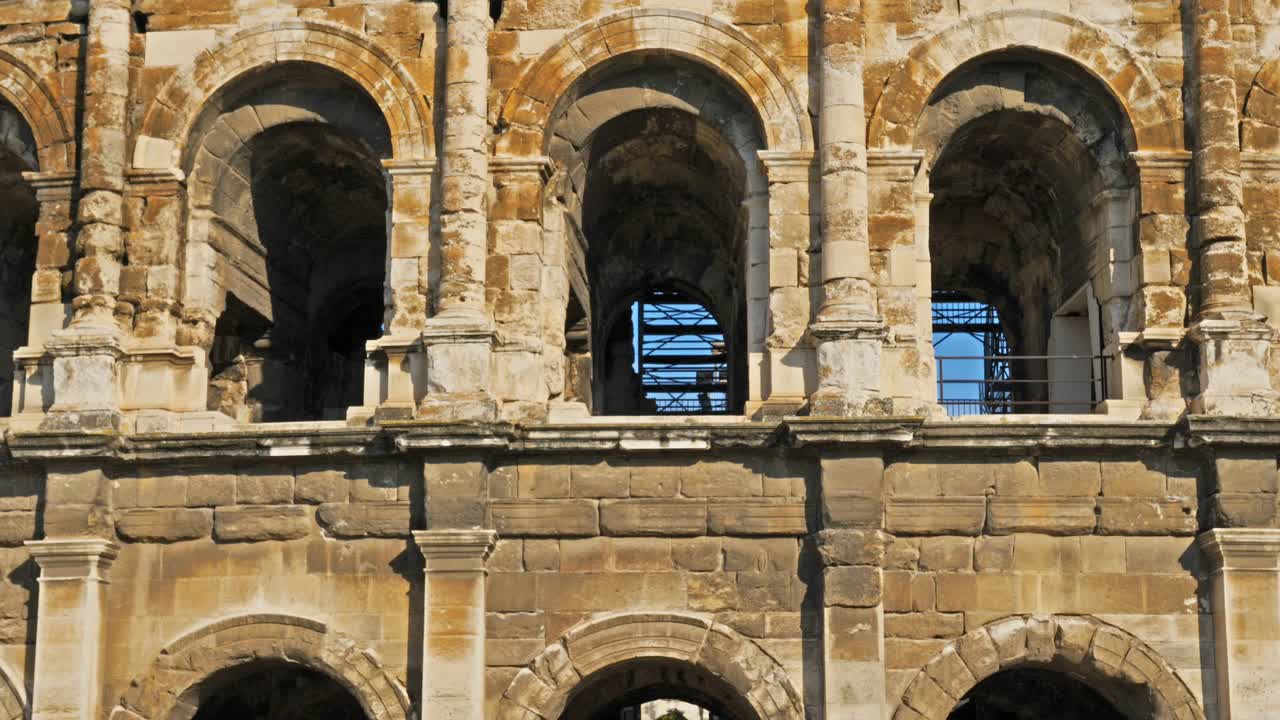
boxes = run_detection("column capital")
[382,157,437,178]
[21,171,77,201]
[1128,150,1192,182]
[867,149,924,180]
[124,167,185,196]
[414,529,497,572]
[758,150,815,183]
[1199,528,1280,572]
[26,538,119,581]
[490,155,553,182]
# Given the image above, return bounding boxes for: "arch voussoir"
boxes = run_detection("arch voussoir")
[501,613,804,720]
[896,615,1204,720]
[871,9,1182,152]
[136,19,431,168]
[0,49,74,172]
[496,9,810,156]
[116,614,411,720]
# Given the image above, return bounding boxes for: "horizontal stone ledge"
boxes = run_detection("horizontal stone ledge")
[987,497,1097,535]
[707,500,808,536]
[214,505,311,542]
[599,499,707,536]
[317,502,411,538]
[117,507,212,542]
[491,499,599,537]
[886,497,986,535]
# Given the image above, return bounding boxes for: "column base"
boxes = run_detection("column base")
[809,321,890,417]
[40,326,125,432]
[1189,319,1279,416]
[420,319,497,422]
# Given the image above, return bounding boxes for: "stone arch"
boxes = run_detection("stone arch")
[495,8,812,156]
[895,614,1204,720]
[112,614,411,720]
[0,659,26,720]
[868,10,1181,152]
[1243,58,1280,153]
[497,613,804,720]
[0,49,73,172]
[134,20,432,168]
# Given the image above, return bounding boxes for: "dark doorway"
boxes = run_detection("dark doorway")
[947,668,1128,720]
[190,662,366,720]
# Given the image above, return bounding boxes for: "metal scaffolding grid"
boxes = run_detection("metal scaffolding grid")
[634,290,729,414]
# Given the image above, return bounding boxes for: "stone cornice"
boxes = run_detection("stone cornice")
[0,414,1274,463]
[1198,528,1280,572]
[1185,416,1280,447]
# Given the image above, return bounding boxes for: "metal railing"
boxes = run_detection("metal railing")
[935,354,1109,416]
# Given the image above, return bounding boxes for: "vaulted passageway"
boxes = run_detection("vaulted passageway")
[923,52,1137,413]
[546,56,765,415]
[186,64,391,422]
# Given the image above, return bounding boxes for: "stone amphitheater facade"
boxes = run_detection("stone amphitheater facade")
[0,0,1278,718]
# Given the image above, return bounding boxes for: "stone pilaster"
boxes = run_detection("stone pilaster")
[1188,0,1278,414]
[13,171,75,423]
[414,529,496,720]
[1198,529,1280,718]
[490,156,554,422]
[817,453,886,719]
[1113,152,1193,419]
[810,0,886,417]
[757,150,816,416]
[26,538,118,720]
[869,151,929,415]
[362,160,435,421]
[421,0,496,421]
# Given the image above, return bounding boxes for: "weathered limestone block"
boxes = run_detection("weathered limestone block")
[185,473,235,507]
[213,505,310,542]
[235,469,294,504]
[1096,498,1197,535]
[294,470,349,504]
[826,566,882,607]
[886,612,965,640]
[821,454,886,528]
[491,500,599,537]
[708,500,807,536]
[570,461,629,498]
[886,497,986,535]
[317,502,410,538]
[1037,459,1103,495]
[672,539,722,571]
[599,499,707,536]
[987,498,1097,535]
[0,513,37,546]
[116,508,212,542]
[817,529,888,567]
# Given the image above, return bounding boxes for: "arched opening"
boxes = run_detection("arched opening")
[946,667,1146,720]
[0,99,39,418]
[545,56,765,416]
[185,660,366,720]
[561,658,757,720]
[185,64,391,423]
[923,52,1133,415]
